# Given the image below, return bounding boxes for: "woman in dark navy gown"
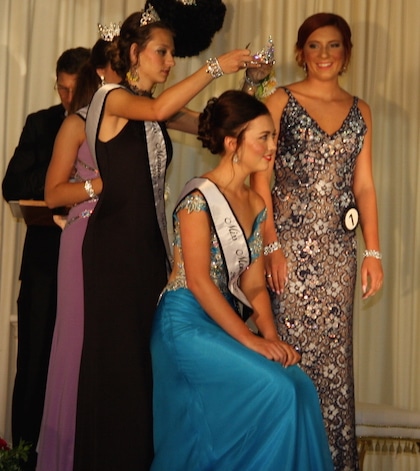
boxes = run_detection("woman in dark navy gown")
[73,8,256,471]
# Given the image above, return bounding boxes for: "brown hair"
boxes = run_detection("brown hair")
[109,12,173,79]
[198,90,270,155]
[69,39,114,114]
[55,47,90,77]
[295,13,353,69]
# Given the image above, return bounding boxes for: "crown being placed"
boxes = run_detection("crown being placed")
[140,5,161,27]
[176,0,197,5]
[253,36,275,65]
[98,22,121,41]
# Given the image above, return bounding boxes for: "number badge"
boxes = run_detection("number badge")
[342,206,359,231]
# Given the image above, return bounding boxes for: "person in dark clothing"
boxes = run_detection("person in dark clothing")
[2,46,90,471]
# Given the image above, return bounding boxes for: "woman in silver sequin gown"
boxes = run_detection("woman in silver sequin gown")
[251,13,383,471]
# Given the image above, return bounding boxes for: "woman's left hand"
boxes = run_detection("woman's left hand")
[245,62,273,84]
[264,248,287,295]
[361,257,384,299]
[263,336,301,367]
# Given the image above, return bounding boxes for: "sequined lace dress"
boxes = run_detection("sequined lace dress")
[271,87,367,470]
[150,192,334,471]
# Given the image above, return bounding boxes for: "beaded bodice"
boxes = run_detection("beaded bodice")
[165,192,266,297]
[273,87,367,233]
[64,139,99,229]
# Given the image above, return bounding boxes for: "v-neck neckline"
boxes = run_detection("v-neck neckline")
[284,87,356,138]
[202,177,264,241]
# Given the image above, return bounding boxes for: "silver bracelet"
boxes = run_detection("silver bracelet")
[84,179,96,199]
[244,74,260,87]
[205,57,224,79]
[263,241,281,256]
[363,249,382,260]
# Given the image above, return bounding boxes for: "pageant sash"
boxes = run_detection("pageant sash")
[177,177,253,317]
[144,121,172,271]
[76,105,88,121]
[85,84,172,270]
[85,83,122,168]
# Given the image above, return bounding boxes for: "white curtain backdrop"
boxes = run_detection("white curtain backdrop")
[1,1,419,468]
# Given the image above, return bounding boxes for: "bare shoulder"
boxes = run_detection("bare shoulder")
[249,187,266,214]
[59,113,85,140]
[284,80,313,97]
[356,97,372,114]
[265,87,289,124]
[64,112,84,126]
[356,97,372,123]
[105,86,131,107]
[265,86,288,108]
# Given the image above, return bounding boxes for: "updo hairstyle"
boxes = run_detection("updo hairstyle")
[295,12,353,68]
[108,11,174,79]
[69,39,113,113]
[198,90,270,155]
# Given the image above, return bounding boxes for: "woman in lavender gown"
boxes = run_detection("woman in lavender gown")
[35,38,120,471]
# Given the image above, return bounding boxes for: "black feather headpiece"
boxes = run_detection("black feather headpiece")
[145,0,227,57]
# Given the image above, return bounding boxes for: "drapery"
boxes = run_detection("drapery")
[1,1,419,468]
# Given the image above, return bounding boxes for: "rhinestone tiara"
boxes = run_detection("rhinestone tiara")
[98,22,121,41]
[253,36,275,65]
[140,5,161,27]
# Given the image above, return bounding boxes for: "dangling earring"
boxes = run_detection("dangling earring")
[126,65,139,82]
[100,75,105,86]
[302,62,307,74]
[339,64,347,75]
[233,153,239,164]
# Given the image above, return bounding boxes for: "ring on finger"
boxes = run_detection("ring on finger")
[266,274,272,278]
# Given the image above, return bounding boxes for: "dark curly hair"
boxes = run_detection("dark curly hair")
[108,11,173,79]
[145,0,226,57]
[198,90,270,155]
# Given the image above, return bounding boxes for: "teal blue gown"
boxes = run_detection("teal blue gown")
[150,191,333,471]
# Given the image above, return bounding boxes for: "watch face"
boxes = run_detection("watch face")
[343,206,359,231]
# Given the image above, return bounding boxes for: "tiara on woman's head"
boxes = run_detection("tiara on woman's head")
[98,22,121,41]
[140,5,161,27]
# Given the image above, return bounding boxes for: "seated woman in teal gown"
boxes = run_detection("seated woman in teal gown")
[150,90,334,471]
